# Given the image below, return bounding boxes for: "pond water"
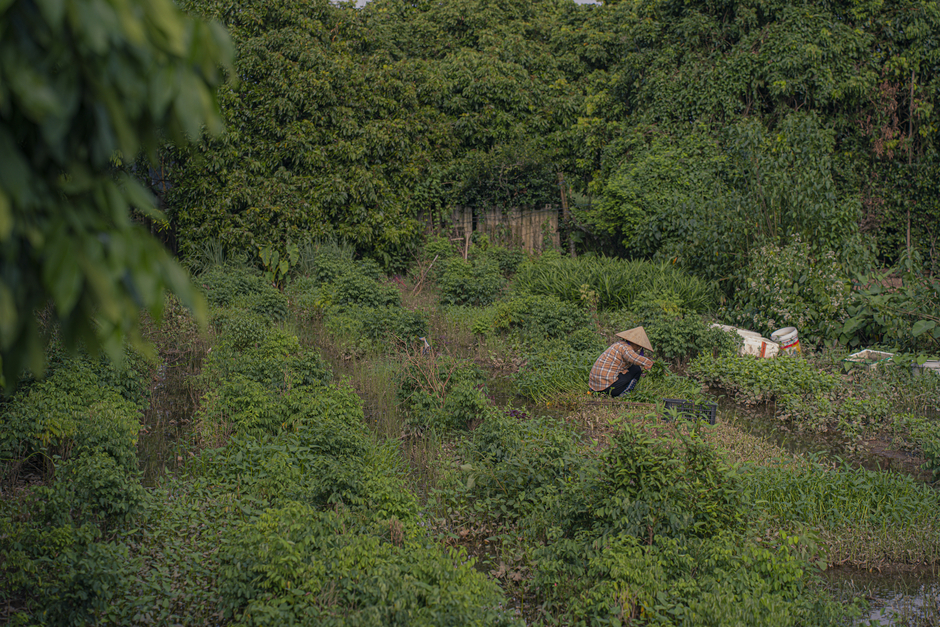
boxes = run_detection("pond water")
[823,567,940,626]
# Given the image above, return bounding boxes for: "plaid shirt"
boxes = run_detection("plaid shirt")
[589,341,653,391]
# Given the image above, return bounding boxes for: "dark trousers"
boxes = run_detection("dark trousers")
[599,365,642,397]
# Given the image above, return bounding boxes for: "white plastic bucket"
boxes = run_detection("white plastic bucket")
[771,327,800,355]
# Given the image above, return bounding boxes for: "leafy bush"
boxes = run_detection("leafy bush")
[690,353,839,405]
[244,288,290,322]
[195,375,283,443]
[44,452,149,525]
[329,272,402,309]
[212,309,271,350]
[532,427,846,626]
[199,386,415,519]
[202,327,332,392]
[608,308,742,364]
[840,266,940,353]
[218,504,519,627]
[446,409,585,525]
[325,305,429,354]
[0,510,137,627]
[198,265,268,307]
[514,255,717,313]
[0,361,142,477]
[728,237,851,344]
[488,294,592,339]
[397,354,491,430]
[473,244,527,278]
[438,256,505,306]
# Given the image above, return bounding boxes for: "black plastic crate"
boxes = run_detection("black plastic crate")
[663,399,717,425]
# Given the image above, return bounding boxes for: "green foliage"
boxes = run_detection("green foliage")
[488,294,592,339]
[397,354,490,430]
[202,325,332,392]
[609,308,742,364]
[199,393,415,519]
[744,459,940,530]
[511,344,596,404]
[43,452,149,526]
[198,265,268,308]
[438,256,505,306]
[447,409,585,525]
[0,359,142,476]
[472,244,527,278]
[690,353,839,405]
[212,309,270,350]
[533,426,846,626]
[728,237,851,345]
[218,504,520,627]
[840,264,940,353]
[0,0,232,389]
[0,507,137,627]
[514,255,717,313]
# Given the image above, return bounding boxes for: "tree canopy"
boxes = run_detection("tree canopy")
[170,0,939,280]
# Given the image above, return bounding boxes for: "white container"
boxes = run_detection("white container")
[771,327,801,355]
[710,324,779,358]
[912,360,940,376]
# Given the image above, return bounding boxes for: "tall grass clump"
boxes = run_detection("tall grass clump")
[743,459,940,567]
[514,254,717,313]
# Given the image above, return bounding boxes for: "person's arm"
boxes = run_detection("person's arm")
[623,345,653,371]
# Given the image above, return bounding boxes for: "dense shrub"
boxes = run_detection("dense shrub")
[329,272,402,309]
[728,237,851,344]
[44,452,149,525]
[198,265,268,307]
[202,327,332,392]
[218,504,519,627]
[608,308,742,364]
[397,355,491,430]
[0,509,137,627]
[446,409,585,524]
[325,305,429,355]
[0,361,142,477]
[488,294,592,339]
[472,244,527,278]
[196,375,283,442]
[438,256,505,306]
[514,255,717,313]
[199,385,415,519]
[244,288,290,322]
[212,309,271,350]
[533,427,846,626]
[690,353,839,405]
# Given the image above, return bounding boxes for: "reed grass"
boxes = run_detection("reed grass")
[513,256,717,312]
[744,460,940,568]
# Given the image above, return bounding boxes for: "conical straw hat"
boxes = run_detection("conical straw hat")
[615,326,653,352]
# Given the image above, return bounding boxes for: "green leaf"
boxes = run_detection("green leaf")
[911,320,936,337]
[0,188,10,241]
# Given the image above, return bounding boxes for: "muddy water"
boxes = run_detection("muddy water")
[822,567,940,626]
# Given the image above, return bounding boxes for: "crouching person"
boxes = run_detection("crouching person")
[589,327,654,397]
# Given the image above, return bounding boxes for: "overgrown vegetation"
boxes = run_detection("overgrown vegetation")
[4,0,940,621]
[2,238,939,626]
